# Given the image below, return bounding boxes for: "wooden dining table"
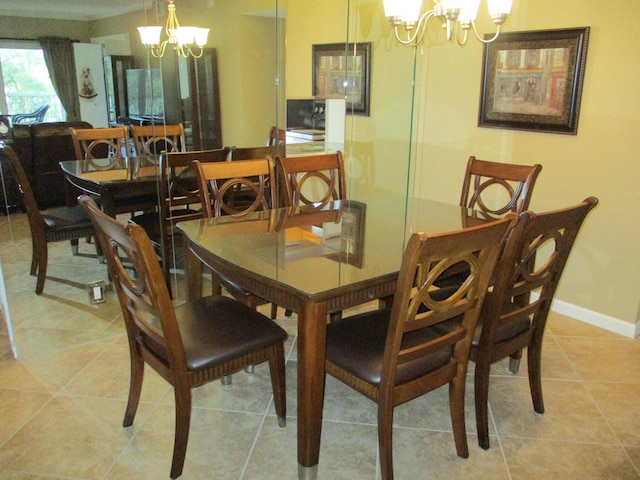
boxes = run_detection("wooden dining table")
[59,156,160,216]
[177,191,476,480]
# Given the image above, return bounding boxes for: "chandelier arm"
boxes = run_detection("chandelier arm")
[455,24,469,46]
[471,21,502,44]
[189,46,205,59]
[415,10,440,46]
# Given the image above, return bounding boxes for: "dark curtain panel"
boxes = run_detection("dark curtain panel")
[38,37,81,121]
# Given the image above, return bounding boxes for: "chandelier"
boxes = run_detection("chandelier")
[383,0,513,47]
[138,0,210,58]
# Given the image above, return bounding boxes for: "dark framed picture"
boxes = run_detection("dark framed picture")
[326,200,366,268]
[478,27,590,135]
[312,42,371,116]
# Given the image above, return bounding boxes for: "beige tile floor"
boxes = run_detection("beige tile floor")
[1,212,639,479]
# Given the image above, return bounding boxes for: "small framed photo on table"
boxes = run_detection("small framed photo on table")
[478,27,590,135]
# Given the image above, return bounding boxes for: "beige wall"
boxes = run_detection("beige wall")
[287,0,640,335]
[409,0,640,333]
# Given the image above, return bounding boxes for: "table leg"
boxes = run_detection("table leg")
[297,301,328,480]
[184,242,203,301]
[100,191,117,218]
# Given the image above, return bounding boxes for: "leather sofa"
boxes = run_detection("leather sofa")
[1,121,92,211]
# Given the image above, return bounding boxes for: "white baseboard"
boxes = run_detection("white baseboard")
[548,297,639,339]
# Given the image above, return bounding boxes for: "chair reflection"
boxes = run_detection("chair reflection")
[192,157,278,319]
[131,123,186,157]
[70,126,130,170]
[1,144,98,294]
[129,148,229,290]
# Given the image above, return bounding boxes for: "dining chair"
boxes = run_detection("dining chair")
[275,151,347,319]
[267,125,287,147]
[69,126,131,170]
[129,148,230,290]
[0,143,98,294]
[78,195,287,480]
[228,145,277,161]
[131,123,186,157]
[461,155,542,220]
[467,197,598,450]
[435,155,543,287]
[192,157,279,319]
[324,216,515,480]
[274,151,346,208]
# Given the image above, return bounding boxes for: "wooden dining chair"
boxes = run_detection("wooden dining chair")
[228,145,277,161]
[131,123,186,157]
[435,155,543,287]
[274,151,346,208]
[78,195,287,480]
[0,144,98,294]
[324,216,515,480]
[267,126,287,147]
[129,148,230,290]
[70,126,131,170]
[466,197,598,450]
[461,155,542,220]
[192,157,279,319]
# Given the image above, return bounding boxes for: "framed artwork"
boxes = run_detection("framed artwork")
[478,27,590,135]
[312,42,371,116]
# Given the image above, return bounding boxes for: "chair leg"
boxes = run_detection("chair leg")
[508,349,522,374]
[30,237,38,276]
[35,243,48,295]
[268,344,287,428]
[123,346,145,428]
[270,303,278,319]
[70,238,79,255]
[449,375,469,458]
[377,401,395,480]
[528,341,545,414]
[474,359,492,450]
[170,385,192,479]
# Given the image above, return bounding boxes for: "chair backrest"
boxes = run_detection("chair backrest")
[12,104,50,124]
[159,148,230,222]
[131,123,186,157]
[0,143,45,243]
[70,126,130,169]
[382,216,514,395]
[192,158,277,218]
[274,151,346,208]
[228,145,277,161]
[477,197,598,353]
[267,126,286,147]
[78,195,188,377]
[460,156,542,219]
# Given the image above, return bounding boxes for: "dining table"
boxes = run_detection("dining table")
[59,156,160,217]
[177,191,478,480]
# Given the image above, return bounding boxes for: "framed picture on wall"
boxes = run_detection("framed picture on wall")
[312,42,371,116]
[478,27,590,135]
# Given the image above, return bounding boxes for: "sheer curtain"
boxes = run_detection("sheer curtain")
[38,37,81,121]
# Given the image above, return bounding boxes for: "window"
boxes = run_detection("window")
[0,43,64,122]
